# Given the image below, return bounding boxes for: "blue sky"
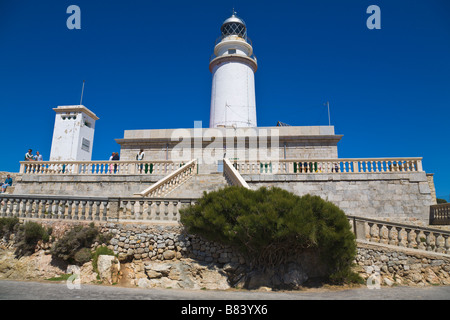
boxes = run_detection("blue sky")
[0,0,449,199]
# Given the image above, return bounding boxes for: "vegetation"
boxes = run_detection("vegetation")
[0,217,20,237]
[180,186,361,284]
[14,221,52,257]
[51,223,112,265]
[437,198,447,204]
[46,274,73,281]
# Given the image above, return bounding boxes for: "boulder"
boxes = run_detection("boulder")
[97,255,120,284]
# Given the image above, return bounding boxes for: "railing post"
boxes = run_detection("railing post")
[416,159,423,172]
[108,198,120,220]
[354,218,366,240]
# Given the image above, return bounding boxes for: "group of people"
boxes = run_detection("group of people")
[107,150,146,173]
[24,149,43,161]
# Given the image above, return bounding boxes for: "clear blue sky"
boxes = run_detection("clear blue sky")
[0,0,449,199]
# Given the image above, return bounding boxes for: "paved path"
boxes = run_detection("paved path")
[0,280,449,300]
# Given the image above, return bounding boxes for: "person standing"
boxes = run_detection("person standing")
[109,152,114,173]
[112,152,120,173]
[34,151,43,161]
[136,149,145,173]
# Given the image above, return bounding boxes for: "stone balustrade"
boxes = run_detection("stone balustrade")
[19,160,186,176]
[348,216,450,255]
[0,194,196,223]
[232,157,423,174]
[135,159,198,197]
[118,198,197,221]
[223,158,250,189]
[430,203,450,225]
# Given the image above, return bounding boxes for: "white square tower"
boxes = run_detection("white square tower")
[49,105,99,161]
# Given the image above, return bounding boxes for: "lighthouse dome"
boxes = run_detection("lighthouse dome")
[221,13,247,39]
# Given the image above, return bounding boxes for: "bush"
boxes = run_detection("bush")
[14,221,52,257]
[51,223,109,265]
[437,198,447,204]
[180,186,360,284]
[74,247,92,265]
[0,217,20,237]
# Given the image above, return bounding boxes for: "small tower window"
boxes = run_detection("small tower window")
[228,49,236,54]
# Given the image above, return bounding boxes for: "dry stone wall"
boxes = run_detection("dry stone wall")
[356,241,450,286]
[2,220,449,289]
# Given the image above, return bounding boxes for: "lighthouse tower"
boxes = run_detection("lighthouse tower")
[209,11,258,128]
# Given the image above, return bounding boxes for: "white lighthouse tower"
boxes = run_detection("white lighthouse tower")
[209,11,258,128]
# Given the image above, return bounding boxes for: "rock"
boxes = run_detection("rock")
[117,252,128,262]
[144,262,171,276]
[163,250,176,260]
[137,278,152,288]
[97,255,120,284]
[145,270,162,279]
[425,270,441,285]
[383,277,394,287]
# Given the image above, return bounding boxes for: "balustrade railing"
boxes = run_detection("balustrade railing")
[231,158,423,175]
[135,159,198,197]
[19,160,186,176]
[348,216,450,255]
[118,198,197,221]
[0,194,197,222]
[223,158,250,189]
[430,203,450,225]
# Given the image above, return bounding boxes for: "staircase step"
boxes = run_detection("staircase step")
[164,174,229,198]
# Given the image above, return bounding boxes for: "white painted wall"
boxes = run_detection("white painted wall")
[49,106,97,161]
[210,60,257,128]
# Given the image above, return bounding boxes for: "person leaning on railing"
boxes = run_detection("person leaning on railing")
[24,149,34,161]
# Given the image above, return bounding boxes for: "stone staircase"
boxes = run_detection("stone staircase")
[1,186,15,195]
[163,173,229,198]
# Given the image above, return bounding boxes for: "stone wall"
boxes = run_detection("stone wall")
[244,172,433,224]
[1,220,449,290]
[12,174,164,197]
[356,241,450,286]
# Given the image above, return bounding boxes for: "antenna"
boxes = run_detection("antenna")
[80,80,86,106]
[324,101,331,126]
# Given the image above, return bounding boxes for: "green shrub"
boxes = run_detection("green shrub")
[0,217,20,237]
[14,221,52,257]
[74,247,92,265]
[437,198,447,204]
[51,223,107,265]
[180,186,360,284]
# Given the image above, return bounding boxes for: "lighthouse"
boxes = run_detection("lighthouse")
[209,11,258,128]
